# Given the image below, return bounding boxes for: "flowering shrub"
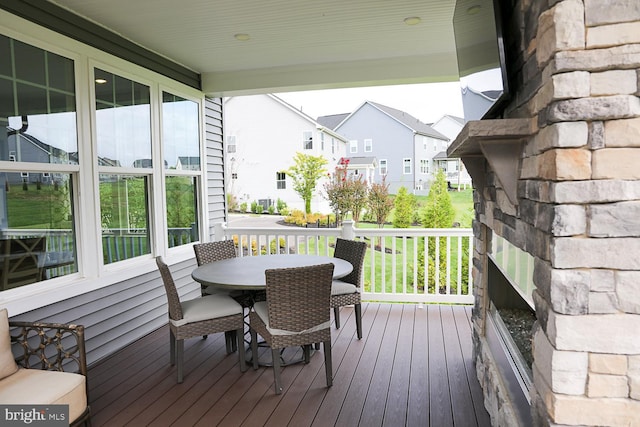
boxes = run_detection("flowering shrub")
[323,158,368,224]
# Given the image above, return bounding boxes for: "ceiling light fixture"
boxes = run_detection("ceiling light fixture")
[467,5,482,15]
[234,33,250,41]
[403,16,421,26]
[95,78,107,84]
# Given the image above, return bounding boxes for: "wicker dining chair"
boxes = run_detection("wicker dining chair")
[331,238,367,339]
[156,256,246,383]
[249,263,334,394]
[193,240,237,296]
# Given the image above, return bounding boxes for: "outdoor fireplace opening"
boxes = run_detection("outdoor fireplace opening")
[486,235,536,426]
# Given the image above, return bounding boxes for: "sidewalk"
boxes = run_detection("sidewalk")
[227,213,286,228]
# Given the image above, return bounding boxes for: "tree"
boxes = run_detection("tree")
[287,152,328,214]
[421,169,455,228]
[392,186,416,228]
[367,178,393,228]
[323,159,368,224]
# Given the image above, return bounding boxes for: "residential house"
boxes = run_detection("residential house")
[331,101,449,195]
[0,2,638,426]
[224,94,348,213]
[430,114,472,187]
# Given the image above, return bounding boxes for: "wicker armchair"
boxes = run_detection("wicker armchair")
[331,238,367,339]
[1,308,91,426]
[249,263,334,394]
[156,256,246,383]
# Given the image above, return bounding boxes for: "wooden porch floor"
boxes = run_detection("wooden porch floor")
[87,303,491,427]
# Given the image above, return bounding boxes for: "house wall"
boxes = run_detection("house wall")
[467,0,640,425]
[224,94,344,214]
[0,11,223,366]
[336,103,417,194]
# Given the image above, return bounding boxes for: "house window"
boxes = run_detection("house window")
[420,159,430,174]
[403,158,412,174]
[276,172,286,189]
[349,140,357,153]
[364,139,372,152]
[303,131,313,150]
[95,68,152,263]
[231,173,238,179]
[331,138,335,154]
[321,133,325,151]
[162,92,200,248]
[227,135,236,153]
[379,159,387,176]
[0,34,79,289]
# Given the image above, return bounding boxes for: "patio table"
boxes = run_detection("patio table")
[191,254,353,366]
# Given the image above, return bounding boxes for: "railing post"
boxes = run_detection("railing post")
[341,220,355,240]
[213,222,226,241]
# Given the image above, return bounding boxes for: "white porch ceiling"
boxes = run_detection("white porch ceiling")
[49,0,460,96]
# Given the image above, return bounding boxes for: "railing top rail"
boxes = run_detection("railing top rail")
[222,225,473,237]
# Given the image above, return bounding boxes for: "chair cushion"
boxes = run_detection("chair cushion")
[253,301,329,336]
[331,280,358,296]
[0,368,86,422]
[171,294,243,327]
[0,308,18,380]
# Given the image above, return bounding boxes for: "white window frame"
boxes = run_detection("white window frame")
[227,135,236,153]
[403,158,412,174]
[349,140,357,154]
[364,139,372,153]
[303,131,313,150]
[420,159,429,174]
[276,171,286,189]
[379,159,387,176]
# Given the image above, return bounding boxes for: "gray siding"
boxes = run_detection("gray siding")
[337,103,415,193]
[9,98,227,367]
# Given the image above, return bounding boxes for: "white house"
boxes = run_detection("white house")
[430,114,472,187]
[224,94,348,213]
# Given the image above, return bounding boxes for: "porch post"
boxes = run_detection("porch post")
[341,220,355,240]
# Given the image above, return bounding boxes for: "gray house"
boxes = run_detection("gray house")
[331,101,449,194]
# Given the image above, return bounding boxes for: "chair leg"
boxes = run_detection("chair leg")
[237,327,247,372]
[272,348,283,394]
[303,344,311,364]
[176,339,184,383]
[355,303,363,339]
[250,328,259,370]
[225,331,236,354]
[323,340,333,388]
[334,306,341,329]
[169,330,176,365]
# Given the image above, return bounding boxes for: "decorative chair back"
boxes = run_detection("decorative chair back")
[193,240,237,266]
[333,238,367,287]
[156,256,183,321]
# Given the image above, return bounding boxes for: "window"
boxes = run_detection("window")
[303,131,313,150]
[403,158,412,174]
[331,138,335,154]
[364,139,372,152]
[162,92,201,248]
[321,133,325,151]
[95,68,152,263]
[0,34,79,290]
[379,159,387,176]
[227,135,236,153]
[420,159,430,174]
[349,140,357,153]
[276,172,286,189]
[231,173,238,179]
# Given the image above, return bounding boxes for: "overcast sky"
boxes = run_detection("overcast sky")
[275,69,502,125]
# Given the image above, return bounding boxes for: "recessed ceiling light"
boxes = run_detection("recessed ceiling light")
[467,5,482,15]
[234,33,250,41]
[403,16,421,26]
[95,78,107,84]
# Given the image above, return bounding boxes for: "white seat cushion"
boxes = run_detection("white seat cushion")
[0,308,19,380]
[171,294,243,327]
[331,280,358,296]
[253,301,329,336]
[0,368,86,422]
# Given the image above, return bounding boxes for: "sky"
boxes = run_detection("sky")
[275,68,503,125]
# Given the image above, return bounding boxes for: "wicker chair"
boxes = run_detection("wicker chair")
[331,238,367,339]
[249,263,334,394]
[1,308,91,426]
[193,240,237,296]
[156,256,246,383]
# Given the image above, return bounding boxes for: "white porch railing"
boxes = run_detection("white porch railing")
[215,221,474,305]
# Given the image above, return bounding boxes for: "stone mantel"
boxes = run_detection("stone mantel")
[448,118,535,206]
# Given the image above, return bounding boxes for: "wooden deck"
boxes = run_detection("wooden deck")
[87,303,491,426]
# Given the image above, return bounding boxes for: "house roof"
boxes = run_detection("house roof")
[317,114,350,130]
[337,101,449,140]
[340,156,377,167]
[10,1,461,95]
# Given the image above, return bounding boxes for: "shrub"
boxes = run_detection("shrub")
[267,205,275,214]
[276,198,287,213]
[250,200,258,213]
[256,205,263,214]
[392,186,416,228]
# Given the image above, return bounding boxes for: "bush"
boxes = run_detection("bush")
[276,198,287,213]
[239,202,247,213]
[256,205,263,214]
[392,186,416,228]
[279,207,290,216]
[268,205,275,214]
[250,200,258,213]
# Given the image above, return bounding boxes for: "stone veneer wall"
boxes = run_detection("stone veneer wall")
[469,0,640,425]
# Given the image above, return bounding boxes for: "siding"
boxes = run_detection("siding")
[205,97,227,235]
